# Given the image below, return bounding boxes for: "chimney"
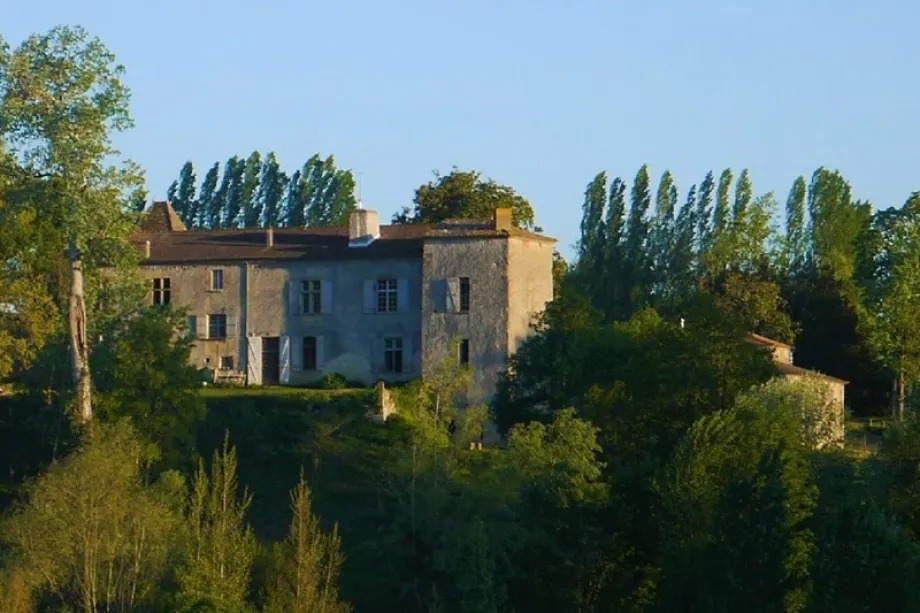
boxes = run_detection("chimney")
[144,240,151,259]
[494,207,513,232]
[266,227,274,248]
[349,208,380,246]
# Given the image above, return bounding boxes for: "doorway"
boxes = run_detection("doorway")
[262,337,280,385]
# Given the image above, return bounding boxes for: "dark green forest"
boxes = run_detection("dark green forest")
[6,24,920,613]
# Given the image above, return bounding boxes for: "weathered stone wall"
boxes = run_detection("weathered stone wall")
[139,256,422,385]
[506,237,555,355]
[420,238,509,403]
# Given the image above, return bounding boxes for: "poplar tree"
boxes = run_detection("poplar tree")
[696,171,715,262]
[733,169,753,227]
[259,152,287,227]
[285,170,304,227]
[671,185,698,300]
[175,161,197,224]
[224,156,245,229]
[652,170,677,293]
[713,168,733,238]
[625,165,652,311]
[197,162,219,230]
[604,177,628,319]
[785,176,807,275]
[212,159,233,229]
[325,169,357,226]
[578,173,608,304]
[240,151,261,228]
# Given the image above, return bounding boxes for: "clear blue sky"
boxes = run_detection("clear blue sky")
[6,1,919,257]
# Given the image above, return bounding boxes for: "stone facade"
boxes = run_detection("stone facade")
[135,204,555,403]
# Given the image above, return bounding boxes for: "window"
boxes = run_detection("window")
[459,277,470,312]
[208,314,227,339]
[301,280,322,314]
[303,336,318,371]
[376,279,398,312]
[219,355,234,370]
[459,339,470,365]
[211,269,224,291]
[152,278,170,305]
[384,337,403,373]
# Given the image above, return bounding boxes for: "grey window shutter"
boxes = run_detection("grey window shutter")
[227,315,237,338]
[289,279,300,315]
[187,315,197,338]
[321,280,333,314]
[317,335,326,368]
[196,316,207,339]
[446,277,459,313]
[363,280,376,313]
[397,278,408,312]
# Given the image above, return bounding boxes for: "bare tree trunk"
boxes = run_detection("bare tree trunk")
[898,369,906,421]
[69,240,92,422]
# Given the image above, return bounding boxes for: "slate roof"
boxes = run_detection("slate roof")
[132,206,555,265]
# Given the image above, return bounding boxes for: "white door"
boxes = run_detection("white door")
[247,336,262,385]
[280,336,291,384]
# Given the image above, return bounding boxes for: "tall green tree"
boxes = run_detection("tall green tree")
[671,185,697,300]
[175,161,197,225]
[604,177,628,319]
[198,162,219,229]
[624,164,652,311]
[394,168,536,228]
[578,172,608,303]
[224,155,245,229]
[860,193,920,419]
[732,168,752,228]
[807,167,872,282]
[240,150,262,228]
[285,169,304,227]
[0,26,143,421]
[259,152,287,227]
[696,170,715,261]
[177,433,256,612]
[264,472,350,613]
[785,176,807,275]
[651,170,677,295]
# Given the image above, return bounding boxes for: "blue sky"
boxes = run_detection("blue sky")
[5,1,919,257]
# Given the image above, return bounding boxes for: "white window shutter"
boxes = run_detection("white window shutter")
[292,337,303,371]
[280,336,291,383]
[196,316,207,339]
[363,280,375,313]
[289,280,300,315]
[227,315,237,338]
[247,337,262,385]
[397,278,408,312]
[321,280,333,314]
[317,335,326,368]
[446,277,459,313]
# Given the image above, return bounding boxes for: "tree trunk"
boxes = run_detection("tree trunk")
[69,240,92,422]
[898,369,906,421]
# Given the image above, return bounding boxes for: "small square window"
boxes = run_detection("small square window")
[211,269,224,291]
[459,339,470,365]
[219,355,234,370]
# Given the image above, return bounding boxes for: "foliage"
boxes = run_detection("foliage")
[264,471,350,613]
[93,306,205,471]
[177,432,257,612]
[393,167,536,228]
[0,421,185,611]
[742,376,844,450]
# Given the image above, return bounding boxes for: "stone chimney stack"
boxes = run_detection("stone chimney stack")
[493,207,513,232]
[349,208,380,246]
[266,227,274,248]
[144,240,151,259]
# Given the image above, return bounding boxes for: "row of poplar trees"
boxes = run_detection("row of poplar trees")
[163,152,358,229]
[572,163,920,416]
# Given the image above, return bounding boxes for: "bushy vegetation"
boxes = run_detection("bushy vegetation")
[8,23,920,613]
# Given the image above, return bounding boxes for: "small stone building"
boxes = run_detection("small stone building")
[133,203,555,402]
[746,333,847,409]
